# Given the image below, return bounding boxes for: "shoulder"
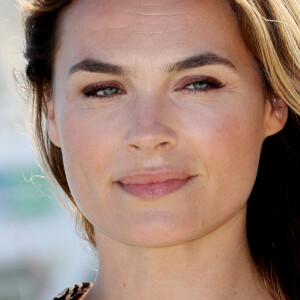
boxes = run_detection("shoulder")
[53,282,93,300]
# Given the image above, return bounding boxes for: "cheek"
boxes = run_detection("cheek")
[179,101,263,206]
[57,108,123,212]
[208,113,262,191]
[180,101,263,157]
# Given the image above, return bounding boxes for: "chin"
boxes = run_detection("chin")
[112,212,204,247]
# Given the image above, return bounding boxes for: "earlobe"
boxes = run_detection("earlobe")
[45,87,61,148]
[264,94,288,138]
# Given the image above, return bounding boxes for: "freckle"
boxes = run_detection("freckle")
[123,282,126,287]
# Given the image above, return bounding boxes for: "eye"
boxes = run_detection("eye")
[180,76,225,93]
[186,82,210,90]
[82,82,125,99]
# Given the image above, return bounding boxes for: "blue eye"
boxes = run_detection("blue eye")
[185,82,210,90]
[83,84,124,98]
[95,86,121,96]
[182,77,224,93]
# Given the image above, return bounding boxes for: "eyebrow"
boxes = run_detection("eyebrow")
[69,59,133,76]
[165,53,237,74]
[68,53,237,77]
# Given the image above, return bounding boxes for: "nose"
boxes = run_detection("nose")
[123,97,178,154]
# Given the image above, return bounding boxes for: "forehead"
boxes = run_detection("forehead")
[57,0,247,71]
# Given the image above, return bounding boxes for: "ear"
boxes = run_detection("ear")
[263,94,288,139]
[44,85,61,148]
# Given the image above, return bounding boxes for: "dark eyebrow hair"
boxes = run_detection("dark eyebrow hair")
[69,59,133,76]
[164,53,237,74]
[69,53,237,77]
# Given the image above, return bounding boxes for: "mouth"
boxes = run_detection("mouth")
[116,172,195,199]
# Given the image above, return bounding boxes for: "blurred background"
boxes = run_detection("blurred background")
[0,1,97,299]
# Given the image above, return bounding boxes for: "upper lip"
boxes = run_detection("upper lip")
[116,169,194,184]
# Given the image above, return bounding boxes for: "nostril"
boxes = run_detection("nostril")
[160,142,169,148]
[129,144,139,150]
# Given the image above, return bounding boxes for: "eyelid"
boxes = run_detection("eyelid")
[81,81,124,94]
[81,81,126,100]
[175,75,224,91]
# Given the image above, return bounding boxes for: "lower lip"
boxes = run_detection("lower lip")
[117,177,194,199]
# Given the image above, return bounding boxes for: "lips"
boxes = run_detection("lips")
[116,170,194,199]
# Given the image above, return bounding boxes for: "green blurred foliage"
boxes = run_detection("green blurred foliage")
[0,164,59,220]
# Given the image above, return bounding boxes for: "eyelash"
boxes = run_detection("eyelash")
[82,82,125,99]
[177,77,225,93]
[82,77,225,99]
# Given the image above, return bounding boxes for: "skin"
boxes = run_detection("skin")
[47,0,288,298]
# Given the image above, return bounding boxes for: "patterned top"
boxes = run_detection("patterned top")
[53,282,93,300]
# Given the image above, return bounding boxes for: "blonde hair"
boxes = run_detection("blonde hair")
[20,0,300,298]
[231,0,300,114]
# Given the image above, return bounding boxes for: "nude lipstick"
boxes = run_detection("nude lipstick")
[116,170,194,199]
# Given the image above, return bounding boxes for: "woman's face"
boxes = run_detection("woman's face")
[48,0,285,246]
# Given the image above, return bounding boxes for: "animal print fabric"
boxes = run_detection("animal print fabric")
[53,282,93,300]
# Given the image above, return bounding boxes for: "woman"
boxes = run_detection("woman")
[19,0,299,299]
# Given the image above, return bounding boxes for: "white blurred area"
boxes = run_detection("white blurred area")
[0,2,97,299]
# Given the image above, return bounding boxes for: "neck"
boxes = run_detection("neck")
[88,207,271,300]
